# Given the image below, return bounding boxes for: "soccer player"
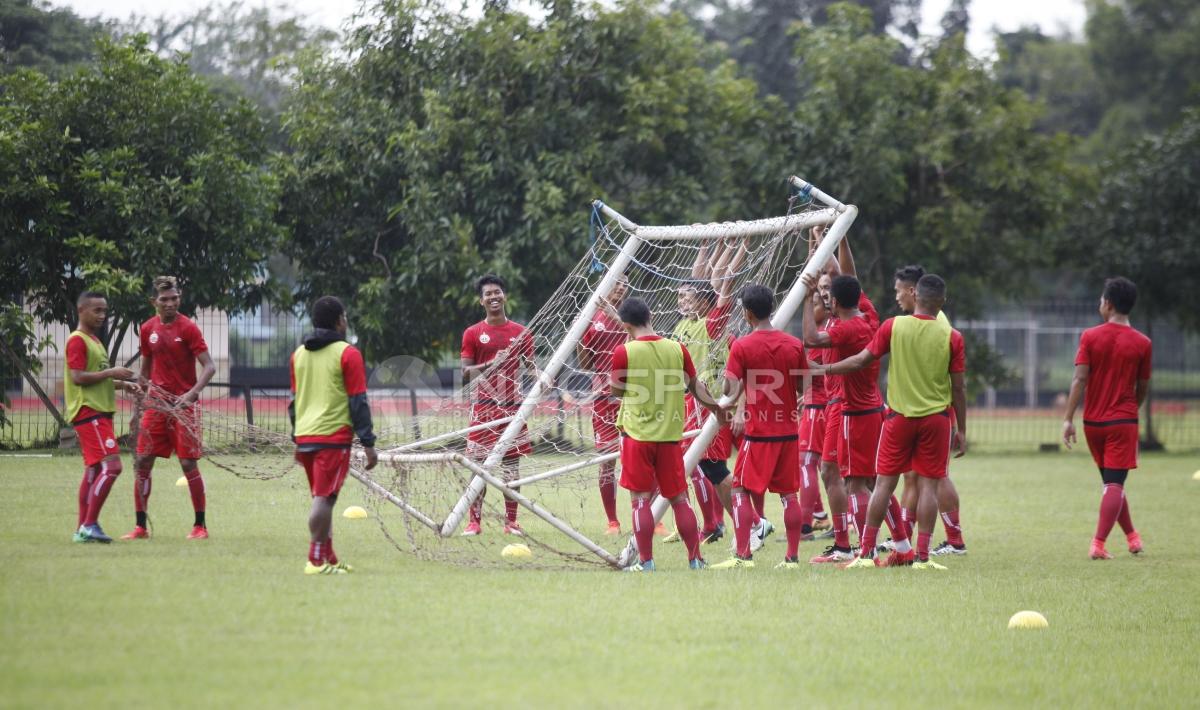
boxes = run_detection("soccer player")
[1062,277,1150,560]
[710,284,808,569]
[289,296,377,575]
[461,274,536,536]
[802,271,882,563]
[123,276,216,540]
[67,291,140,543]
[824,274,967,570]
[892,265,967,555]
[577,276,629,534]
[611,297,718,571]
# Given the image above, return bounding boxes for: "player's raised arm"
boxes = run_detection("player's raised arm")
[801,273,832,349]
[837,231,856,279]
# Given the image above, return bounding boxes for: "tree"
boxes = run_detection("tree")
[279,0,787,361]
[0,37,283,360]
[0,0,110,78]
[994,29,1105,137]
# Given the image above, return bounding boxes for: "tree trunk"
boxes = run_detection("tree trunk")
[1140,318,1164,451]
[107,319,130,365]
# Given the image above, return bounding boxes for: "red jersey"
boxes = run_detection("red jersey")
[65,332,104,422]
[725,329,807,437]
[706,302,734,342]
[140,314,208,396]
[820,293,877,403]
[461,319,532,405]
[803,320,829,406]
[579,309,626,394]
[826,295,881,410]
[1075,322,1152,422]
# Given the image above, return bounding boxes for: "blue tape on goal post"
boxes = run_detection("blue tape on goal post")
[790,181,813,206]
[589,202,607,273]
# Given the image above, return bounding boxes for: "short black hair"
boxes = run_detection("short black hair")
[311,295,345,330]
[830,275,861,310]
[894,265,925,285]
[1103,277,1137,315]
[618,297,651,327]
[76,291,106,307]
[740,284,775,320]
[476,274,506,296]
[916,274,946,302]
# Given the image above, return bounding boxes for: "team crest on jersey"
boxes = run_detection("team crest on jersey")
[105,438,117,449]
[594,322,606,331]
[479,333,491,344]
[149,332,159,344]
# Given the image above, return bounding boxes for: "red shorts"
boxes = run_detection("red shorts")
[876,410,952,479]
[592,397,620,452]
[733,436,801,495]
[821,400,843,464]
[684,396,733,461]
[137,406,202,460]
[839,407,884,478]
[74,415,119,466]
[296,447,351,497]
[619,437,687,498]
[467,403,531,459]
[1084,421,1139,470]
[798,404,826,454]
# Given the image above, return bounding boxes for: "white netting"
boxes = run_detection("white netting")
[157,180,850,569]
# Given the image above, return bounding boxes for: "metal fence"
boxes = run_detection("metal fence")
[4,299,1198,452]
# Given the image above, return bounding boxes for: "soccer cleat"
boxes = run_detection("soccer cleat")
[663,529,681,544]
[689,557,708,570]
[121,526,150,540]
[809,545,854,564]
[624,559,656,572]
[187,526,208,540]
[774,557,801,570]
[330,561,354,573]
[814,527,835,540]
[503,522,524,536]
[710,555,755,570]
[912,559,948,570]
[305,561,350,575]
[880,549,915,567]
[604,521,622,536]
[931,541,967,556]
[841,556,880,569]
[461,521,482,537]
[703,524,725,545]
[1089,540,1113,560]
[653,522,669,537]
[75,524,113,544]
[811,514,832,531]
[1127,531,1143,555]
[876,538,896,553]
[749,518,774,553]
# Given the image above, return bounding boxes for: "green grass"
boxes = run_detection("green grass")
[2,451,1200,708]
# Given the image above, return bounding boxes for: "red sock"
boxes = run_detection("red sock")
[901,507,915,540]
[308,540,324,565]
[670,498,702,561]
[324,536,338,564]
[77,465,98,528]
[632,498,655,563]
[134,462,153,514]
[733,491,755,558]
[813,491,826,516]
[505,499,518,524]
[833,511,850,548]
[860,525,880,558]
[599,462,618,524]
[917,531,932,561]
[1095,484,1124,543]
[1117,496,1134,535]
[799,458,818,530]
[781,493,803,559]
[749,490,766,521]
[691,469,715,532]
[885,495,907,542]
[185,467,205,516]
[469,493,483,525]
[940,509,963,546]
[84,458,121,526]
[850,492,869,540]
[710,481,725,526]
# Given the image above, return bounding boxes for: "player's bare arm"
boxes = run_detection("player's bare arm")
[837,231,856,278]
[1062,363,1089,449]
[686,371,720,414]
[822,348,876,376]
[179,350,216,406]
[801,273,832,348]
[951,371,968,457]
[1135,378,1149,407]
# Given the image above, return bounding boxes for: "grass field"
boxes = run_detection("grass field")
[2,450,1199,708]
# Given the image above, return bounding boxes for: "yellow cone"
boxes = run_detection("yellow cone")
[176,476,188,487]
[1192,470,1200,481]
[342,506,368,519]
[1008,610,1049,629]
[501,543,532,560]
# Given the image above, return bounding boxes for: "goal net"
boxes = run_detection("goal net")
[159,176,858,570]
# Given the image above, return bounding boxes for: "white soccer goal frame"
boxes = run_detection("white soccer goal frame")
[362,176,857,569]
